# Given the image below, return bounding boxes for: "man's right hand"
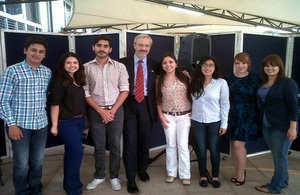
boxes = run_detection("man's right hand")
[9,125,23,140]
[97,109,115,124]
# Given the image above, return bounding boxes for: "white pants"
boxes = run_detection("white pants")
[163,113,191,179]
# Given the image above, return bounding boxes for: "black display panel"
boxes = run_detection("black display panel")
[211,34,235,78]
[2,32,70,151]
[2,32,121,151]
[243,33,287,77]
[291,37,300,92]
[0,119,6,157]
[290,37,300,152]
[74,33,120,64]
[4,32,69,72]
[126,32,175,63]
[242,33,288,155]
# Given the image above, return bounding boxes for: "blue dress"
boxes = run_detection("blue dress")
[225,73,261,141]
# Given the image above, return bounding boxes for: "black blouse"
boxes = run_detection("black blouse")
[49,76,86,119]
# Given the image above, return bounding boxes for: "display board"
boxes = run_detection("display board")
[211,33,235,77]
[126,32,175,63]
[0,119,6,157]
[242,33,288,155]
[243,33,287,77]
[1,30,296,158]
[1,31,70,153]
[290,36,300,152]
[74,33,120,63]
[291,36,300,91]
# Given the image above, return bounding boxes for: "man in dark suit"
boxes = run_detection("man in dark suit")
[118,34,158,193]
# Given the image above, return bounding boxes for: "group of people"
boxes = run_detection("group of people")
[0,33,298,195]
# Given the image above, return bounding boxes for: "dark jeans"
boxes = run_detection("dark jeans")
[58,117,84,195]
[89,106,124,179]
[262,124,292,193]
[191,120,221,178]
[10,126,48,195]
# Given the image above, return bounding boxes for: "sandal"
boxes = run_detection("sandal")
[231,177,237,182]
[235,179,245,186]
[255,185,281,194]
[255,185,271,193]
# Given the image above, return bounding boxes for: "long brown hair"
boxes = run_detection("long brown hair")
[54,52,86,87]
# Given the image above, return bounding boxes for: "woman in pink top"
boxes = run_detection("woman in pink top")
[156,52,192,185]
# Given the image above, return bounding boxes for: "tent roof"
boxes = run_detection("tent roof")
[65,0,300,34]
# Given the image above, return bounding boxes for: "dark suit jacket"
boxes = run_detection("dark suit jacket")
[258,77,299,133]
[118,56,159,122]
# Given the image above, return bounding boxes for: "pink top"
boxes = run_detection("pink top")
[161,77,191,112]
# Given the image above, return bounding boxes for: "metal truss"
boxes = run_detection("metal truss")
[90,0,299,33]
[90,23,210,33]
[142,0,300,33]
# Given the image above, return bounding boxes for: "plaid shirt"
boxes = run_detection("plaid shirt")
[0,60,52,129]
[83,58,129,106]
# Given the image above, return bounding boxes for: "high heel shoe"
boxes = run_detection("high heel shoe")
[232,169,246,184]
[235,179,245,186]
[235,169,246,186]
[231,177,237,182]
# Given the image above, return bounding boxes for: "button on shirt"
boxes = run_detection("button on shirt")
[191,78,230,129]
[134,55,148,96]
[83,58,129,106]
[0,60,52,129]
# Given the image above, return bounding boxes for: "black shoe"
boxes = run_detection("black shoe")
[199,179,208,187]
[138,171,150,182]
[127,180,139,194]
[212,180,221,188]
[235,179,245,186]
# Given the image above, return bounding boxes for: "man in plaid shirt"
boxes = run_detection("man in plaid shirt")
[0,36,52,195]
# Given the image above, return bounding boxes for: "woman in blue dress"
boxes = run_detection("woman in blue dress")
[225,52,261,186]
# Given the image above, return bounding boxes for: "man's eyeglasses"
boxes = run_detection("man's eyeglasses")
[135,43,151,48]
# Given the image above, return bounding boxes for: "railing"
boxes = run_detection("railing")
[0,11,44,31]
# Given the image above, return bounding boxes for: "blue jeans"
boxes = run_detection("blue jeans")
[191,120,221,178]
[10,126,48,195]
[58,117,84,195]
[89,106,124,179]
[262,124,292,193]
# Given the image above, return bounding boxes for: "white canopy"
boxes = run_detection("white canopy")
[65,0,300,34]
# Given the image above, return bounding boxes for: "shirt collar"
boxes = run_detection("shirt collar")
[22,60,43,71]
[134,55,146,65]
[211,78,217,83]
[92,57,113,66]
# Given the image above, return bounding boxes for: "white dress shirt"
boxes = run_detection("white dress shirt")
[191,78,230,129]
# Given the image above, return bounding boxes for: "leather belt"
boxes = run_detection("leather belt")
[162,110,191,116]
[73,113,84,118]
[100,105,113,110]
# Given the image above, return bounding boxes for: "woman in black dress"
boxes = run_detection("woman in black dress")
[225,52,261,186]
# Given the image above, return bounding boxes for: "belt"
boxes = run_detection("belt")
[162,110,191,116]
[100,105,113,110]
[73,113,84,118]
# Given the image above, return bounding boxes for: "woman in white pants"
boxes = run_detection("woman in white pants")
[156,52,192,185]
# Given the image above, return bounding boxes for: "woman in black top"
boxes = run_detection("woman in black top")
[49,52,86,195]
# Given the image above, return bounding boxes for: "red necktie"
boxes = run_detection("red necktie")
[135,60,144,103]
